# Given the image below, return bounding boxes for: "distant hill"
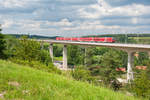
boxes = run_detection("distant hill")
[83,33,150,44]
[4,33,150,44]
[83,33,150,37]
[5,34,59,39]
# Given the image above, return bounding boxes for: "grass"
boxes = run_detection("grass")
[128,37,150,44]
[0,60,144,100]
[54,56,63,61]
[129,37,150,39]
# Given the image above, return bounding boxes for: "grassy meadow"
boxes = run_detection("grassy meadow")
[128,37,150,44]
[54,56,63,61]
[0,60,144,100]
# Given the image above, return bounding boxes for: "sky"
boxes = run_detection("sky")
[0,0,150,37]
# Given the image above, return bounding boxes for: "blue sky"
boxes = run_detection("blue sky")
[0,0,150,37]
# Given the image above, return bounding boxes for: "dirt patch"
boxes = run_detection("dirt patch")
[22,90,29,95]
[8,81,20,87]
[0,91,6,99]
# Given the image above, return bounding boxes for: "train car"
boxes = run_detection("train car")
[56,37,116,43]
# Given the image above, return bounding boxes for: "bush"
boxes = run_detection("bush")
[71,66,96,83]
[130,70,150,98]
[10,58,61,74]
[38,50,52,65]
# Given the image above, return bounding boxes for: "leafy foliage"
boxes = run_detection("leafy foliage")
[131,71,150,98]
[11,37,52,64]
[5,36,19,58]
[71,66,96,83]
[13,37,41,61]
[0,33,6,59]
[134,52,149,66]
[98,50,124,90]
[129,62,150,99]
[10,58,61,74]
[67,45,84,65]
[4,36,61,74]
[53,44,63,57]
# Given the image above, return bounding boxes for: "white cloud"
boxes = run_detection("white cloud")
[0,0,150,36]
[79,0,150,19]
[21,20,41,30]
[0,0,27,8]
[62,20,120,31]
[131,18,138,24]
[2,19,13,28]
[49,19,72,27]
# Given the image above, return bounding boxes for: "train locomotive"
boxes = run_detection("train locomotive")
[56,37,116,43]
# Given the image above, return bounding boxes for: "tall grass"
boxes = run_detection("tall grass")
[0,60,144,100]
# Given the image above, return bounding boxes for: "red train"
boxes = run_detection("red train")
[56,37,116,43]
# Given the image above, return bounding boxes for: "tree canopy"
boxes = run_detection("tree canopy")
[0,26,6,59]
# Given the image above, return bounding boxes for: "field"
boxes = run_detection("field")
[0,60,144,100]
[128,37,150,44]
[54,56,63,61]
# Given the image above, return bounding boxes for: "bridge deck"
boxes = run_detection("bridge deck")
[40,40,150,50]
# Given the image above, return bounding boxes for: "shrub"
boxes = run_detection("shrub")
[130,70,150,98]
[38,50,52,65]
[71,66,96,83]
[10,58,61,74]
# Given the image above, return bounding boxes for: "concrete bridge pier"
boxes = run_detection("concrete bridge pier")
[148,52,150,59]
[127,51,134,83]
[41,41,44,50]
[49,43,53,62]
[84,46,87,66]
[63,45,68,69]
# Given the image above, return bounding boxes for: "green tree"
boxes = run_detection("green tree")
[134,52,149,67]
[53,44,63,57]
[98,50,124,90]
[0,24,2,32]
[72,66,92,81]
[86,47,110,66]
[0,26,6,59]
[131,66,150,98]
[5,35,19,58]
[67,45,84,65]
[7,36,61,74]
[12,37,52,64]
[85,47,95,66]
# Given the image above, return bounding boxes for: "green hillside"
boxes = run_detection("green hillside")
[128,37,150,44]
[0,60,142,100]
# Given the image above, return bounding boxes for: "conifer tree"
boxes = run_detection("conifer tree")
[0,24,6,59]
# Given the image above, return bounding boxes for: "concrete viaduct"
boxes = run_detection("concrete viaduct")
[40,40,150,82]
